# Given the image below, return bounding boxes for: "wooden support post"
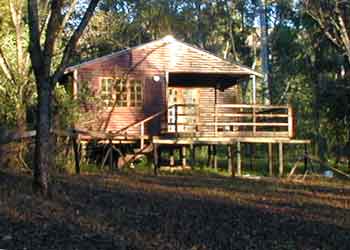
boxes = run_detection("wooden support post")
[175,105,178,138]
[170,149,175,166]
[252,75,256,135]
[109,140,114,170]
[237,141,241,176]
[140,122,145,149]
[230,145,235,177]
[214,86,218,136]
[228,145,232,174]
[153,143,159,176]
[279,142,284,177]
[190,144,195,167]
[213,145,217,170]
[288,106,293,138]
[252,107,256,135]
[72,133,80,175]
[304,143,308,172]
[268,143,273,176]
[207,145,212,167]
[181,146,187,168]
[81,142,87,164]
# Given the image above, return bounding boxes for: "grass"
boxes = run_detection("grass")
[1,165,350,250]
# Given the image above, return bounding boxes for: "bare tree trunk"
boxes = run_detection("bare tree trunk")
[28,0,100,196]
[33,81,52,196]
[258,0,270,103]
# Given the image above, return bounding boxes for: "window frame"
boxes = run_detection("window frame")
[99,77,144,109]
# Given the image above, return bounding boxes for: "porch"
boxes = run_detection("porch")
[162,103,295,139]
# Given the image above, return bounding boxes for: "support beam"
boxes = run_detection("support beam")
[304,143,308,172]
[230,145,235,177]
[109,140,114,170]
[72,135,80,175]
[207,145,212,167]
[190,144,195,167]
[81,142,87,164]
[237,141,241,176]
[170,149,175,166]
[228,145,232,174]
[181,146,187,168]
[213,145,217,170]
[279,142,284,177]
[153,144,159,175]
[252,75,256,105]
[268,143,273,176]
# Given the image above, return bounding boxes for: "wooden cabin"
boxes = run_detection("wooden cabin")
[65,35,310,175]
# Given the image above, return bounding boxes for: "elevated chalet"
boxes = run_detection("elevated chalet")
[65,35,310,176]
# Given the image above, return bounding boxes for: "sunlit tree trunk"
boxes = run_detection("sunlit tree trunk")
[28,0,100,196]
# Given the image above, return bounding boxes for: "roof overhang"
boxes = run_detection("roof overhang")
[168,72,254,89]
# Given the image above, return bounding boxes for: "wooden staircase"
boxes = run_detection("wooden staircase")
[117,143,153,168]
[111,108,171,169]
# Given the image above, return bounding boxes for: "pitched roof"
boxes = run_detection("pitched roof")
[65,35,262,78]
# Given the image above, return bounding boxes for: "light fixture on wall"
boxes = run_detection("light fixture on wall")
[153,75,161,82]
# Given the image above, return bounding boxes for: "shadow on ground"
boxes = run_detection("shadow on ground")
[0,170,349,250]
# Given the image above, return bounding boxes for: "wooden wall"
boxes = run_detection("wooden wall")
[72,38,246,136]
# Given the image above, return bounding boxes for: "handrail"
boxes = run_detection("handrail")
[165,103,294,138]
[215,104,288,109]
[111,104,176,136]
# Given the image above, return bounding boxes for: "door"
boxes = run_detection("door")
[167,88,198,133]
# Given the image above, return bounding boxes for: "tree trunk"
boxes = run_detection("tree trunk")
[33,80,52,196]
[258,0,270,103]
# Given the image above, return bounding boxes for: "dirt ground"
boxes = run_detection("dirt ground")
[0,169,349,250]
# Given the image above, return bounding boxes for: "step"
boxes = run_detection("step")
[117,153,145,168]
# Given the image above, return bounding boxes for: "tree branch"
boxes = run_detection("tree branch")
[0,47,17,85]
[28,0,44,78]
[52,0,100,84]
[43,0,65,72]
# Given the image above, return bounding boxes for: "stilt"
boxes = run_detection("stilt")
[153,143,159,175]
[181,146,187,168]
[279,142,284,177]
[81,142,87,163]
[237,141,241,176]
[213,145,217,170]
[190,144,195,167]
[72,135,80,175]
[251,144,256,170]
[170,148,175,166]
[207,145,212,167]
[230,145,235,177]
[304,143,308,172]
[227,145,232,174]
[109,140,114,170]
[268,143,273,176]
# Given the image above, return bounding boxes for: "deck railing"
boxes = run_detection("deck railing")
[165,104,295,138]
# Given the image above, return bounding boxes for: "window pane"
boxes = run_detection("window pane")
[129,80,142,107]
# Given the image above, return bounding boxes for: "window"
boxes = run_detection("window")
[100,78,143,107]
[129,80,142,107]
[101,78,114,107]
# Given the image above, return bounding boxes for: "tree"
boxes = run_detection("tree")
[304,0,350,64]
[0,1,34,129]
[27,0,100,196]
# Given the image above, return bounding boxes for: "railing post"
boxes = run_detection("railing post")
[140,122,145,149]
[214,104,218,136]
[288,105,293,138]
[252,105,256,136]
[174,104,178,137]
[214,85,218,136]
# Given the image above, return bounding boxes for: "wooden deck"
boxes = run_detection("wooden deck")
[163,103,296,139]
[152,136,311,145]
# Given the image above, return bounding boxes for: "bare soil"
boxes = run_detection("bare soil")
[0,169,349,250]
